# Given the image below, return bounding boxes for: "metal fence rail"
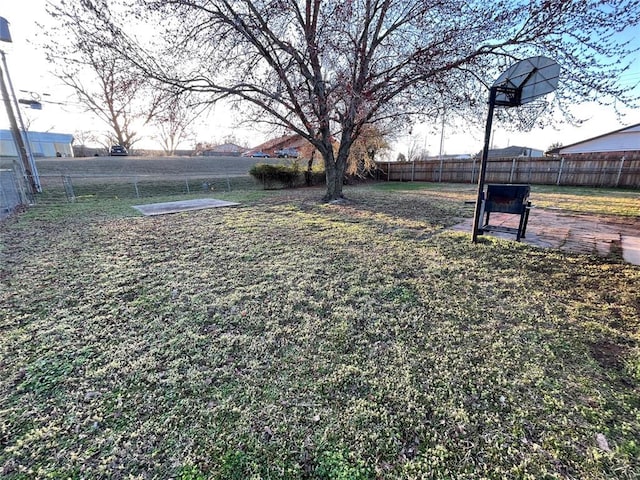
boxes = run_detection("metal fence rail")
[33,173,261,205]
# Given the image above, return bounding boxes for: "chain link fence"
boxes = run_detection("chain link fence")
[0,168,31,219]
[33,173,261,206]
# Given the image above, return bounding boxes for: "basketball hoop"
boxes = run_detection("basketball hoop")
[471,56,560,243]
[497,98,549,131]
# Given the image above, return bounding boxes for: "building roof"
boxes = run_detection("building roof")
[208,143,244,153]
[482,146,544,158]
[0,129,74,144]
[249,134,303,152]
[548,122,640,155]
[244,134,311,156]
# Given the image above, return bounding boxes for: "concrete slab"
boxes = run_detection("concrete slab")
[451,209,640,266]
[133,198,240,216]
[621,236,640,266]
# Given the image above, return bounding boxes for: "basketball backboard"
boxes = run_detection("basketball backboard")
[493,56,560,107]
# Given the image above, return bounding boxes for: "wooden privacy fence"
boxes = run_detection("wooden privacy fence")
[377,152,640,187]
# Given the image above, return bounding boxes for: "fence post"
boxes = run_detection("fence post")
[387,162,390,181]
[411,159,415,181]
[471,157,476,183]
[556,157,564,185]
[185,177,190,194]
[134,176,140,198]
[615,156,626,187]
[509,158,516,183]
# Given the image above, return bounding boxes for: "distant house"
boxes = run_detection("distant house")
[246,134,311,158]
[199,143,245,157]
[486,146,544,158]
[547,123,640,156]
[423,154,472,161]
[546,123,640,188]
[0,130,74,158]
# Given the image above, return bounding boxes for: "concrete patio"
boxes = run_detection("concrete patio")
[452,208,640,265]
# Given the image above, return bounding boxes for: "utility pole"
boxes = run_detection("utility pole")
[0,62,35,195]
[0,16,37,195]
[2,50,40,192]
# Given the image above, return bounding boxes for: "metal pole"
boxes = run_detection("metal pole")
[438,114,445,181]
[615,156,625,187]
[1,50,40,192]
[472,87,497,243]
[0,60,34,195]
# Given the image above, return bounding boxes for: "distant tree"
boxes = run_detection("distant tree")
[73,130,103,157]
[547,141,563,154]
[347,126,390,176]
[51,1,640,200]
[41,4,163,150]
[153,91,210,155]
[406,137,424,164]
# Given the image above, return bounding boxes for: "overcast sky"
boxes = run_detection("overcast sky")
[1,0,639,156]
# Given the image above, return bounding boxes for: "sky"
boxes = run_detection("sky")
[1,0,640,157]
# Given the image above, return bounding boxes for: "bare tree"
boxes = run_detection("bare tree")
[41,4,163,150]
[152,91,210,155]
[73,130,103,157]
[406,137,424,164]
[48,0,639,200]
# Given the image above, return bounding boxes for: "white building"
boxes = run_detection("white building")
[546,123,640,188]
[0,130,74,158]
[550,123,640,155]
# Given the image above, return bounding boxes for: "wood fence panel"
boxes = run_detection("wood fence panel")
[378,154,640,188]
[620,157,640,187]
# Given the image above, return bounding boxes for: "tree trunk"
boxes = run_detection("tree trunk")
[321,126,355,201]
[305,151,315,187]
[322,150,347,202]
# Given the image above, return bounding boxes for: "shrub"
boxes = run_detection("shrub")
[249,163,301,189]
[305,169,326,186]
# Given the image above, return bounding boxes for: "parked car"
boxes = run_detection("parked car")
[110,145,128,156]
[250,151,270,158]
[275,148,299,158]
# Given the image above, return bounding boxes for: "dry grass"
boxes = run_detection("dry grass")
[1,186,639,479]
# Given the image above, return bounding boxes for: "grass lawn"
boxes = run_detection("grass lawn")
[1,184,639,479]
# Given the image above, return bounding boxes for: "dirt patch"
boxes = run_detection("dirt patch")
[590,340,627,370]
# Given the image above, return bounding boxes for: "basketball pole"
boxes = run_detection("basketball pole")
[471,86,497,243]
